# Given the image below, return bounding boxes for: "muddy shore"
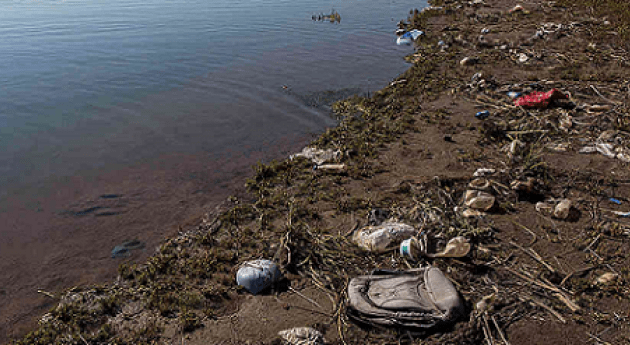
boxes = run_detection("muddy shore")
[9,0,630,344]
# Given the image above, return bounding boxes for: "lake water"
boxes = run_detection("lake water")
[0,0,426,340]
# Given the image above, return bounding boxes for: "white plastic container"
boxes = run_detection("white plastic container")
[354,222,416,252]
[236,259,281,295]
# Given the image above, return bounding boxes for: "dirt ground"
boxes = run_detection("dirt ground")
[9,0,630,344]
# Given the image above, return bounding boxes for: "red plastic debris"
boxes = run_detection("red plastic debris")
[514,89,567,109]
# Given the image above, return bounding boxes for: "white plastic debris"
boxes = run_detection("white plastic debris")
[473,168,496,177]
[468,178,491,191]
[353,222,416,252]
[236,260,282,295]
[290,147,340,165]
[278,327,325,345]
[460,57,477,66]
[518,53,529,63]
[553,199,572,219]
[596,143,616,158]
[594,273,619,286]
[464,190,495,211]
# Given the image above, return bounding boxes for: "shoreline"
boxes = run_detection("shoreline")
[9,0,630,344]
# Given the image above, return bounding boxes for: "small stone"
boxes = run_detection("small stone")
[553,199,572,219]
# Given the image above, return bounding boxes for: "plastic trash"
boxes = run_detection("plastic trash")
[469,178,491,191]
[596,143,616,158]
[507,91,522,98]
[396,29,424,45]
[278,327,324,345]
[514,89,567,109]
[353,222,416,252]
[473,168,496,177]
[464,190,495,211]
[236,259,282,295]
[422,236,471,258]
[610,198,622,205]
[400,237,421,260]
[460,57,477,66]
[553,199,572,219]
[594,273,618,286]
[347,266,464,329]
[314,163,345,171]
[612,211,630,218]
[475,110,490,119]
[518,53,529,63]
[290,147,340,165]
[396,36,413,45]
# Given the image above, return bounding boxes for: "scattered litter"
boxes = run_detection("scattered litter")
[111,239,145,258]
[514,89,567,109]
[400,237,421,260]
[460,56,478,66]
[236,259,282,295]
[396,29,424,45]
[610,198,622,205]
[346,266,464,329]
[278,327,324,345]
[507,91,522,98]
[553,199,572,220]
[314,163,346,171]
[353,222,416,252]
[518,53,529,63]
[509,4,528,14]
[469,178,491,191]
[475,110,490,119]
[422,236,472,258]
[481,27,490,34]
[594,272,619,286]
[473,168,496,177]
[612,211,630,218]
[596,143,616,158]
[464,190,495,211]
[290,147,340,165]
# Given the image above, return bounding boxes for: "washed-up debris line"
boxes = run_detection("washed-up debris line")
[13,0,630,344]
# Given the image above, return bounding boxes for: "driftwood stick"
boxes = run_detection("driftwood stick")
[590,85,620,105]
[509,241,556,273]
[520,295,566,323]
[511,221,537,245]
[288,286,323,309]
[491,314,511,345]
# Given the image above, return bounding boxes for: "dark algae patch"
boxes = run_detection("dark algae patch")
[10,0,630,344]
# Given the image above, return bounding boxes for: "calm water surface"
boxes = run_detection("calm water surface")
[0,0,427,340]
